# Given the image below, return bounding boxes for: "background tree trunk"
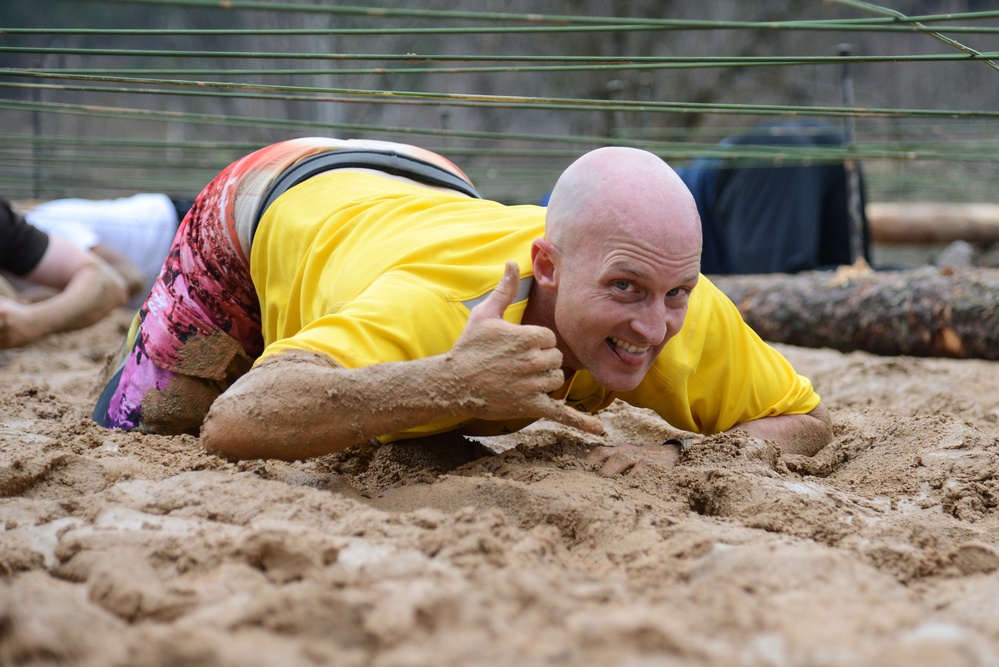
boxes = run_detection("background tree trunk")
[868,203,999,245]
[710,267,999,359]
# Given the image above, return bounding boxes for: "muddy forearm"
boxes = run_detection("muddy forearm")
[200,351,476,461]
[731,403,833,457]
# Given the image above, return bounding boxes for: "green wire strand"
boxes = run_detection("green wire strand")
[832,0,999,72]
[9,47,999,79]
[0,138,921,160]
[6,0,999,201]
[5,17,999,36]
[6,76,999,122]
[5,45,999,65]
[72,0,999,30]
[8,98,999,162]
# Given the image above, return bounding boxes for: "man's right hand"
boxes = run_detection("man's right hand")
[449,261,604,436]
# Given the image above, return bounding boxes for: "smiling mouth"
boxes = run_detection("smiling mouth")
[608,336,649,357]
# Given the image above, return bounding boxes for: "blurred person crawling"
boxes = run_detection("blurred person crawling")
[0,197,127,348]
[91,137,831,474]
[24,193,191,304]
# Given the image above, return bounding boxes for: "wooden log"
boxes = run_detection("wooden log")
[868,203,999,245]
[711,266,999,359]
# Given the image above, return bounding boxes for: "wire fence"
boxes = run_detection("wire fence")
[1,0,998,205]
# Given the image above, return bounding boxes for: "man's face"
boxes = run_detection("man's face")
[551,228,701,392]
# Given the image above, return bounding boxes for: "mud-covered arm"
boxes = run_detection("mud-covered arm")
[201,262,604,461]
[0,235,127,348]
[730,401,832,457]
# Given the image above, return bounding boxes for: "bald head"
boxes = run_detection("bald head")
[528,147,704,391]
[545,146,701,255]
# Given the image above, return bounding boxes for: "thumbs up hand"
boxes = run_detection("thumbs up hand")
[449,262,605,436]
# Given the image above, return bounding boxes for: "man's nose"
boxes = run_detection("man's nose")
[631,301,670,345]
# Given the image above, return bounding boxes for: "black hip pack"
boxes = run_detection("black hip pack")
[251,149,481,241]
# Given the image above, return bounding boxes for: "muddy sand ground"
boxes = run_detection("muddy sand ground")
[3,306,999,667]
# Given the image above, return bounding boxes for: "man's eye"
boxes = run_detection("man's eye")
[612,280,633,292]
[667,287,683,298]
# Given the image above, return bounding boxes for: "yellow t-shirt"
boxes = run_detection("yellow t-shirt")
[252,170,820,441]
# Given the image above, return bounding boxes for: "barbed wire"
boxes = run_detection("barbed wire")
[2,0,998,201]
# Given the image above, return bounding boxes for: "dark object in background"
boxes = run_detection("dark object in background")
[677,120,872,275]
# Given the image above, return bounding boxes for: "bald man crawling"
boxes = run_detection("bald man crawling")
[92,138,830,470]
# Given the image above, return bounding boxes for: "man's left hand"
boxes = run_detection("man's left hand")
[586,442,684,476]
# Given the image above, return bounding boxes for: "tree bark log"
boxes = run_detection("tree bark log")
[710,267,999,359]
[868,203,999,245]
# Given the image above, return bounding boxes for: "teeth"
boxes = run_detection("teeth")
[610,337,647,354]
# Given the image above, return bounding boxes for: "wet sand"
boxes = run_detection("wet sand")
[3,307,999,666]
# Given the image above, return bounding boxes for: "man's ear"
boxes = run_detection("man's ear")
[531,238,558,288]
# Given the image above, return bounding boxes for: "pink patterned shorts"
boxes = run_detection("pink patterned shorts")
[93,137,475,433]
